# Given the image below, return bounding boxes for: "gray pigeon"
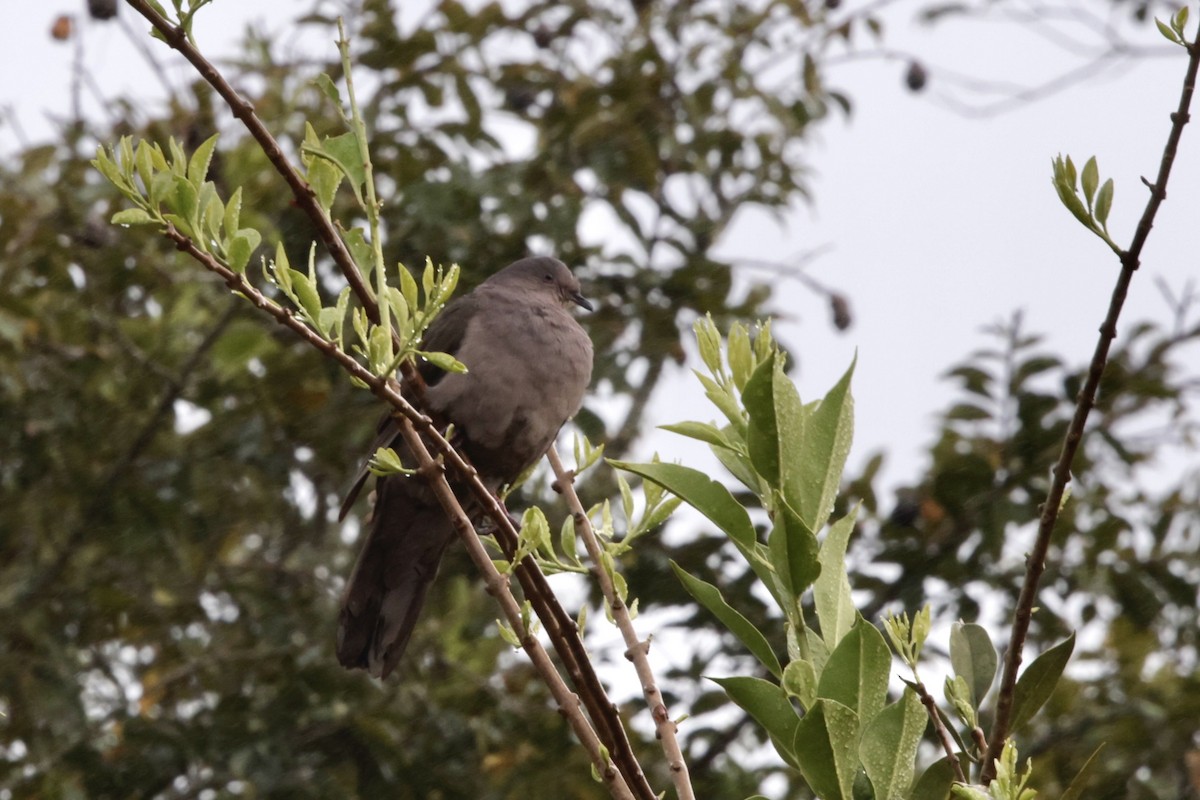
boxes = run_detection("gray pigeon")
[337,256,594,678]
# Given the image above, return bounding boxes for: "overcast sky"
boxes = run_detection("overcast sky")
[4,0,1197,495]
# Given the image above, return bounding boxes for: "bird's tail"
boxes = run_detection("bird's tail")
[337,478,455,679]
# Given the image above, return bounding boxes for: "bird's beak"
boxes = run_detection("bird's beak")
[570,291,594,312]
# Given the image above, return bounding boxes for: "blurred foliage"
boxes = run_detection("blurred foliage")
[2,0,1199,799]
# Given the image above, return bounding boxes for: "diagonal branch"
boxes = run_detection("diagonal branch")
[548,446,695,800]
[981,34,1200,784]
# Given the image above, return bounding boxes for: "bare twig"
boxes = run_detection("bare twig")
[908,678,966,784]
[548,447,696,800]
[981,33,1200,784]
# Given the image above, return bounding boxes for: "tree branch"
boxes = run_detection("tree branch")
[982,33,1200,784]
[548,446,695,800]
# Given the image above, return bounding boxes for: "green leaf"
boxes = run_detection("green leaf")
[659,421,734,451]
[910,756,960,800]
[198,181,222,242]
[307,156,343,213]
[860,688,925,800]
[519,506,552,557]
[610,461,756,551]
[694,314,724,376]
[742,352,781,487]
[302,131,366,206]
[1080,156,1098,210]
[711,441,762,496]
[169,175,199,227]
[314,72,346,116]
[950,622,997,706]
[696,371,746,431]
[1052,155,1096,231]
[149,170,174,209]
[1060,743,1105,800]
[223,186,242,237]
[612,461,778,602]
[1095,177,1114,228]
[710,676,800,767]
[814,507,857,649]
[672,562,782,679]
[817,618,890,726]
[398,261,419,313]
[792,699,860,800]
[782,658,817,710]
[1156,17,1181,44]
[187,132,219,187]
[288,269,323,325]
[1010,631,1075,731]
[789,358,854,532]
[727,322,754,391]
[344,228,373,279]
[417,350,468,374]
[227,229,260,273]
[134,139,155,191]
[111,208,156,226]
[385,286,410,333]
[767,503,821,612]
[367,446,409,476]
[947,403,991,421]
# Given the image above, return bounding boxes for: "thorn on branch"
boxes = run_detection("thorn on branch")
[623,639,651,661]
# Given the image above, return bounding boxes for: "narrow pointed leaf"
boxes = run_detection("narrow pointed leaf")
[610,461,755,550]
[672,562,781,679]
[768,504,821,608]
[1095,178,1114,227]
[187,133,220,186]
[815,508,858,649]
[1060,743,1105,800]
[910,756,960,800]
[660,421,735,450]
[1081,156,1099,209]
[789,358,854,531]
[1010,631,1075,731]
[710,676,800,767]
[742,353,781,487]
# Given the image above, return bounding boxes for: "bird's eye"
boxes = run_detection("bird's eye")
[542,273,553,282]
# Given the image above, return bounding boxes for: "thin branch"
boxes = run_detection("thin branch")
[981,34,1200,784]
[155,225,635,800]
[548,447,696,800]
[908,678,966,784]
